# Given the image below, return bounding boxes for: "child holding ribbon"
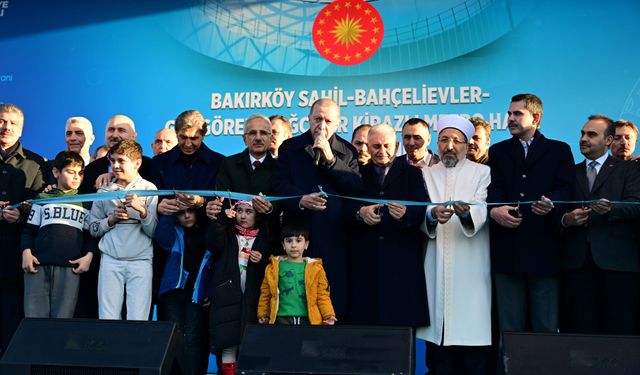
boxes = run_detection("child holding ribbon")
[205,199,273,375]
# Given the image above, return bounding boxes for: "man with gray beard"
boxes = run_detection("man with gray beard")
[418,115,492,375]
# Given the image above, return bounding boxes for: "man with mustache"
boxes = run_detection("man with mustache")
[0,104,46,357]
[65,117,95,166]
[79,115,152,194]
[610,119,638,161]
[272,98,361,318]
[44,117,96,185]
[467,116,491,165]
[215,114,277,215]
[562,114,640,335]
[402,118,439,168]
[487,94,574,373]
[419,115,492,375]
[268,115,292,159]
[351,124,371,166]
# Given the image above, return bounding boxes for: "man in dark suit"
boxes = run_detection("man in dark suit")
[0,104,46,357]
[152,110,225,374]
[561,114,640,334]
[487,94,574,343]
[347,124,428,327]
[271,98,361,317]
[215,114,278,217]
[153,110,225,215]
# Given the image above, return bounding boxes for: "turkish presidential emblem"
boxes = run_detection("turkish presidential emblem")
[312,0,384,66]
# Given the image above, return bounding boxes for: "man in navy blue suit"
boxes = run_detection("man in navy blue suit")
[272,98,360,317]
[487,94,574,363]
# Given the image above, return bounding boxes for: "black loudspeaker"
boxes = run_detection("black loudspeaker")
[0,318,182,375]
[503,332,640,375]
[237,324,413,375]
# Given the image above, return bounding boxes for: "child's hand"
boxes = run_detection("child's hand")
[250,250,262,263]
[258,317,269,324]
[322,316,337,325]
[109,202,129,226]
[124,194,147,217]
[22,249,40,273]
[43,184,57,193]
[69,252,94,274]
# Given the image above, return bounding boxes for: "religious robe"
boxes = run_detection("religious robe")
[416,158,492,346]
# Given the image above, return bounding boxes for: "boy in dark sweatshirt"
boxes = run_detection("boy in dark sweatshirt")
[21,151,96,318]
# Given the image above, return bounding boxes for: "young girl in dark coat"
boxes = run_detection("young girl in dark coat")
[206,200,273,375]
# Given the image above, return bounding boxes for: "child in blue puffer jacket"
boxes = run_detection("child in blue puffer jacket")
[155,207,211,375]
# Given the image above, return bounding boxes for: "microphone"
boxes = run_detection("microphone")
[313,148,322,166]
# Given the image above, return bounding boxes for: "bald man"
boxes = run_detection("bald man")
[151,128,177,156]
[79,114,152,194]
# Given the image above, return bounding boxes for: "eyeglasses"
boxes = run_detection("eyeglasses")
[438,137,466,145]
[244,130,272,137]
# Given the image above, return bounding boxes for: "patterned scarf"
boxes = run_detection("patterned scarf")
[234,224,259,238]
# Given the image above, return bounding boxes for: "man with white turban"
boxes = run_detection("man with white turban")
[417,115,492,375]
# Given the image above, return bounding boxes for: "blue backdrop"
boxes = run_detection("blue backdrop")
[2,0,639,161]
[2,0,639,372]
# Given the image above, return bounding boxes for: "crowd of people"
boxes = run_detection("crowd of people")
[0,93,639,375]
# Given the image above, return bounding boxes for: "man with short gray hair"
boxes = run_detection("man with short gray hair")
[215,114,277,214]
[65,116,95,165]
[0,103,46,355]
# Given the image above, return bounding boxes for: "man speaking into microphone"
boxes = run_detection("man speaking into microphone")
[272,98,361,319]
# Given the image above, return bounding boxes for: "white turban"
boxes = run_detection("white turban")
[437,115,475,142]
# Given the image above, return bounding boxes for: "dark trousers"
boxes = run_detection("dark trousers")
[426,342,489,375]
[562,250,640,335]
[160,289,209,375]
[494,273,558,333]
[0,277,23,358]
[494,273,558,375]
